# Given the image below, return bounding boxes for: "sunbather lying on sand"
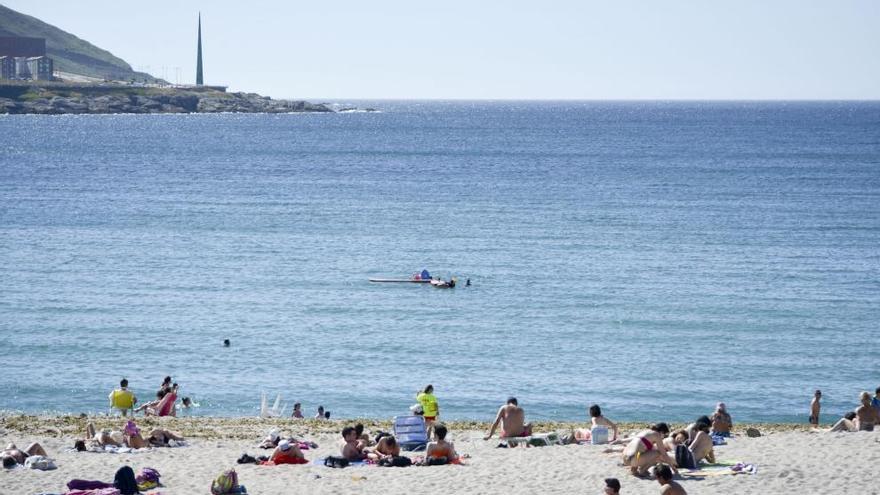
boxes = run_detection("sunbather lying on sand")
[261,440,307,465]
[366,435,400,461]
[2,442,48,468]
[827,412,858,432]
[485,397,532,440]
[621,423,676,476]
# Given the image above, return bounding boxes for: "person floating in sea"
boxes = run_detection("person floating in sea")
[484,397,532,441]
[810,389,822,426]
[655,463,687,494]
[416,385,439,438]
[465,278,471,286]
[291,402,304,418]
[109,378,137,416]
[315,405,325,419]
[223,339,230,347]
[710,402,732,437]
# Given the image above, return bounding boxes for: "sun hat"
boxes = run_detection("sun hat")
[279,440,290,452]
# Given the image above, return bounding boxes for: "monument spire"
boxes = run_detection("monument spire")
[196,12,204,85]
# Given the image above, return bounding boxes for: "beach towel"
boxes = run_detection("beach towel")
[679,460,758,477]
[67,480,114,491]
[66,489,120,495]
[312,457,368,468]
[24,455,57,470]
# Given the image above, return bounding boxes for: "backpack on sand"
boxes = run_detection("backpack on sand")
[674,444,697,470]
[211,468,239,495]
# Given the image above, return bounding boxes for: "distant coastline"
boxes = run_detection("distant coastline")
[0,81,366,114]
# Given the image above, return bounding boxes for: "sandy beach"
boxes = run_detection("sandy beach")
[2,416,877,494]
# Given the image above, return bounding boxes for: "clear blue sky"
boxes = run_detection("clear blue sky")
[5,0,879,99]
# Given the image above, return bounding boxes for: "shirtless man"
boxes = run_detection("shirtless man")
[855,391,877,432]
[687,422,715,464]
[810,390,822,426]
[621,423,676,476]
[484,397,532,440]
[341,426,366,461]
[2,442,48,468]
[366,435,400,461]
[425,424,459,464]
[710,402,732,437]
[655,463,687,494]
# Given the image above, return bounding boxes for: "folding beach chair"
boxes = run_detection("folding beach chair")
[393,415,429,451]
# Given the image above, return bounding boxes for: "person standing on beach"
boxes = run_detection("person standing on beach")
[655,464,687,494]
[484,397,532,440]
[810,390,822,425]
[109,378,137,416]
[416,385,439,437]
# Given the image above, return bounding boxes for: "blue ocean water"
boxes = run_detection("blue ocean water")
[1,101,878,424]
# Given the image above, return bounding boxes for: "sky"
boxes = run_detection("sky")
[4,0,879,99]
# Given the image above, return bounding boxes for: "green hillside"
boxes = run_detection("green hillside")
[0,4,159,82]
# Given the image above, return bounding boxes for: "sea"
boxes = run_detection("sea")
[1,101,878,424]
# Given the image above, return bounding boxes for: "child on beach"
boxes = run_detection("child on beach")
[810,390,822,425]
[416,385,439,437]
[341,426,366,461]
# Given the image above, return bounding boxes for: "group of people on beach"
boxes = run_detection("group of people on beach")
[108,376,192,417]
[812,387,880,432]
[290,402,331,420]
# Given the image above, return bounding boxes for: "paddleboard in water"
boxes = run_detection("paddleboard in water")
[369,278,432,283]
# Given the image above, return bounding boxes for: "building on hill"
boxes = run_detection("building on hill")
[0,56,14,79]
[26,56,53,80]
[0,36,46,57]
[14,56,31,79]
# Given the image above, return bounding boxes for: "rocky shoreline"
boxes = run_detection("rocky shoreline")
[0,84,345,114]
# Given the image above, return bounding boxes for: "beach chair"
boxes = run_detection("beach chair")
[259,392,286,418]
[393,415,429,451]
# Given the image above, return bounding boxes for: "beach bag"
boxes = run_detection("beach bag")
[379,455,412,467]
[24,455,56,470]
[113,465,139,495]
[135,467,160,484]
[211,468,240,495]
[674,444,697,470]
[323,456,350,468]
[590,426,609,445]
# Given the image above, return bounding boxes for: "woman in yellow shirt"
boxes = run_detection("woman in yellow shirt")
[416,384,439,437]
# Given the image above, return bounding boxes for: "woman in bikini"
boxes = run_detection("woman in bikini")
[424,424,459,465]
[621,423,676,476]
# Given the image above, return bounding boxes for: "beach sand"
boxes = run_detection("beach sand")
[1,416,877,494]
